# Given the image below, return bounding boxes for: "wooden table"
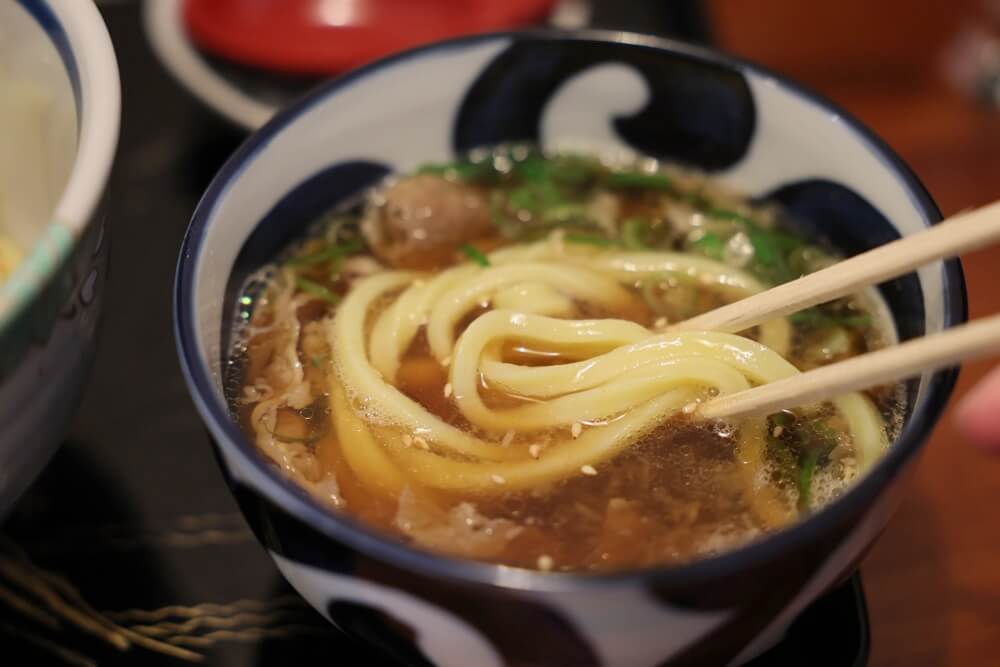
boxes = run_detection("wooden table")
[804,80,1000,666]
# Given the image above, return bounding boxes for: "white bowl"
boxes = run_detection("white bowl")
[0,0,120,518]
[143,0,276,130]
[176,31,963,666]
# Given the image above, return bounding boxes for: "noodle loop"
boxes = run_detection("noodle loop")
[326,242,887,521]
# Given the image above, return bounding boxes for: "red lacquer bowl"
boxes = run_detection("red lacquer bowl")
[183,0,559,74]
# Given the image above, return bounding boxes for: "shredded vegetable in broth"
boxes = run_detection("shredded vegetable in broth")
[228,146,903,572]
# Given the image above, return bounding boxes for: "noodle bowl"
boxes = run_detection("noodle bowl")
[231,147,898,571]
[175,32,964,665]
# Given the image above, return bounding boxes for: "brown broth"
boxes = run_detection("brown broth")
[230,151,904,572]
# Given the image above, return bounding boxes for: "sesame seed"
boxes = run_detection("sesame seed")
[608,497,627,509]
[682,401,699,415]
[581,464,598,476]
[654,316,668,329]
[443,382,453,398]
[571,422,583,438]
[772,425,784,438]
[491,474,506,485]
[413,280,425,288]
[501,430,515,447]
[413,436,430,451]
[537,555,554,571]
[441,355,452,367]
[402,434,413,448]
[528,444,542,459]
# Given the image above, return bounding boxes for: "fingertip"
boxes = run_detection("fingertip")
[955,367,1000,453]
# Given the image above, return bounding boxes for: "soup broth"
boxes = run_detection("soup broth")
[229,147,903,572]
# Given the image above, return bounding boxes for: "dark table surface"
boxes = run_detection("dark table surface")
[1,3,870,665]
[1,4,350,665]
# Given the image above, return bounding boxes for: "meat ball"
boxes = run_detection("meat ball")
[362,174,494,269]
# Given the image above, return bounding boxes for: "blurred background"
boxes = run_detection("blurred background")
[4,0,1000,664]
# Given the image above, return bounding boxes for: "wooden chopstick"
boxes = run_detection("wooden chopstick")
[701,313,1000,419]
[673,200,1000,334]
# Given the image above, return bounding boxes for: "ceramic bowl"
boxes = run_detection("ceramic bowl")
[175,31,964,666]
[0,0,120,519]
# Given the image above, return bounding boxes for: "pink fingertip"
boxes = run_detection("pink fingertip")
[955,366,1000,453]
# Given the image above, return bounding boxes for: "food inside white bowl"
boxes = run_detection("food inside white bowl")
[0,0,119,519]
[227,146,905,572]
[0,11,78,285]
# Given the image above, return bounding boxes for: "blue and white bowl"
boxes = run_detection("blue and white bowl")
[0,0,120,518]
[175,32,965,666]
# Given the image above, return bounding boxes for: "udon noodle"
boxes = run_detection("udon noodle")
[231,147,900,571]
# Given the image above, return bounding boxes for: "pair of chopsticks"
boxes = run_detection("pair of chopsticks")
[671,201,1000,420]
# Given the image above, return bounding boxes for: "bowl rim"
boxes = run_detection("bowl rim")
[175,29,966,593]
[0,0,121,331]
[142,0,275,131]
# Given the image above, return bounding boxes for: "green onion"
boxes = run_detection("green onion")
[295,276,339,304]
[543,156,598,186]
[285,238,364,267]
[416,160,496,183]
[706,207,756,226]
[691,232,725,260]
[771,411,791,427]
[460,243,491,267]
[797,449,821,512]
[680,189,712,210]
[789,308,872,329]
[621,218,649,249]
[606,170,673,191]
[512,152,548,182]
[507,186,538,212]
[310,355,327,369]
[703,207,800,283]
[507,181,563,213]
[796,424,837,513]
[416,163,451,176]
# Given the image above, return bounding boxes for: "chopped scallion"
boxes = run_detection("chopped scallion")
[621,218,649,249]
[789,308,871,329]
[797,449,821,512]
[285,238,364,267]
[416,160,496,183]
[295,276,339,304]
[691,232,725,260]
[460,243,491,267]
